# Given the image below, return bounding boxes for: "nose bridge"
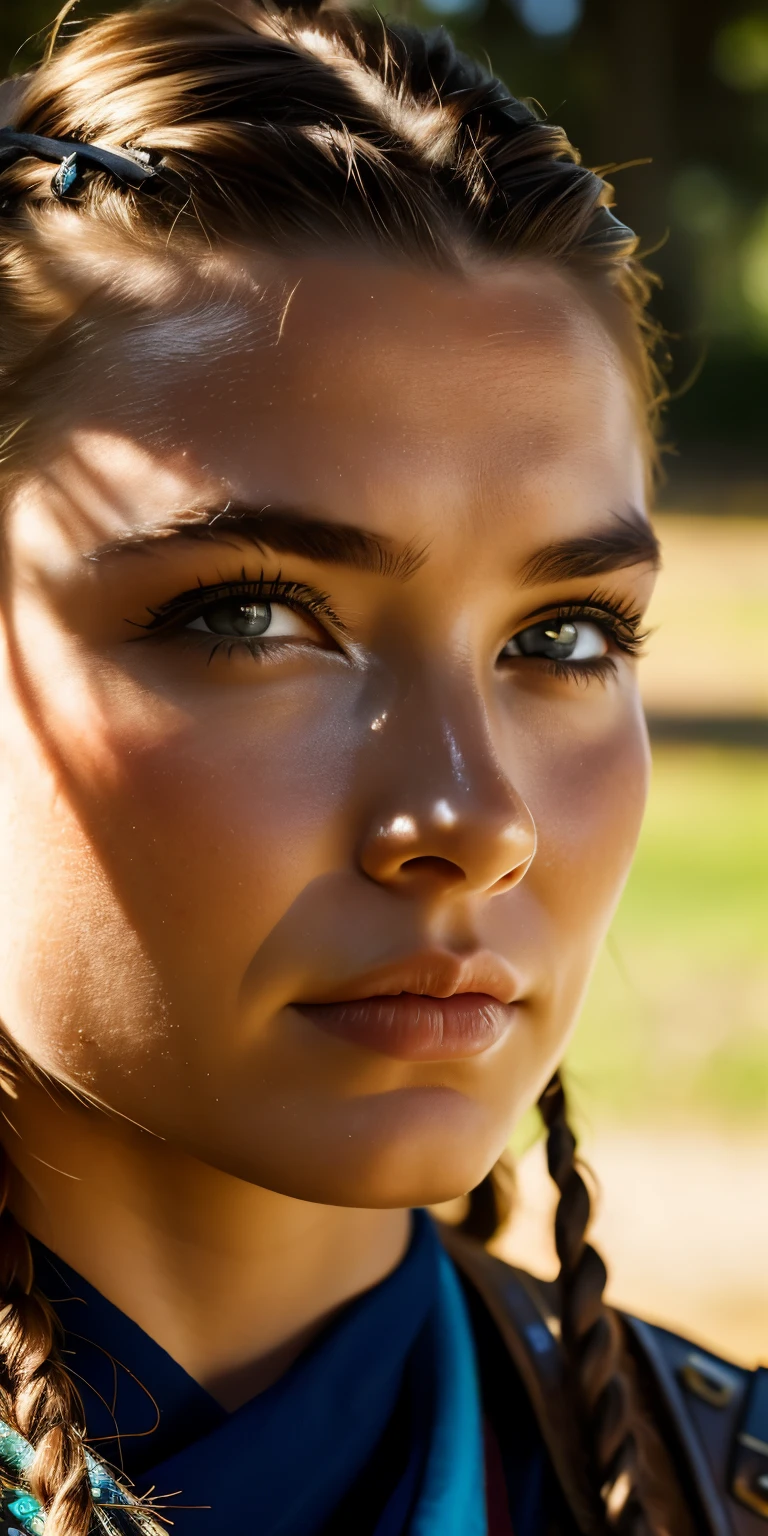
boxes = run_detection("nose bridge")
[425,693,506,817]
[357,666,536,894]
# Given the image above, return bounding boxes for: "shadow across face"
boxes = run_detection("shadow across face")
[0,253,656,1207]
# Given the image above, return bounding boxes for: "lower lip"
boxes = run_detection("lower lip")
[292,993,516,1061]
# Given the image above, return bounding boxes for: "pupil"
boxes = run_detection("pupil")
[518,619,578,659]
[204,600,271,637]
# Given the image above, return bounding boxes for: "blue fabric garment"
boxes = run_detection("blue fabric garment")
[31,1213,490,1536]
[406,1248,487,1536]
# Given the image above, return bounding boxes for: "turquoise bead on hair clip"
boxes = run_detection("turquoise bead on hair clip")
[0,127,180,201]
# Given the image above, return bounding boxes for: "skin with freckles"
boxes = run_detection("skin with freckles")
[0,255,658,1404]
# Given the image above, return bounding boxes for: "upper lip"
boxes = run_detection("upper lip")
[295,950,521,1008]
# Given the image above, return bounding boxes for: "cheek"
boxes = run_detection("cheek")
[479,697,650,1124]
[0,634,366,1082]
[543,706,650,917]
[496,668,650,930]
[44,667,365,1026]
[522,697,649,1033]
[0,729,164,1082]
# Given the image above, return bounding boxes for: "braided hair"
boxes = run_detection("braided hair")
[463,1075,659,1535]
[0,1143,93,1533]
[0,1,667,1530]
[538,1074,653,1535]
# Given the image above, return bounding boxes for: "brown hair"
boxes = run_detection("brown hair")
[0,3,666,1532]
[463,1077,662,1536]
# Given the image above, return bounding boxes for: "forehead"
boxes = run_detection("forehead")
[26,253,647,555]
[259,258,634,452]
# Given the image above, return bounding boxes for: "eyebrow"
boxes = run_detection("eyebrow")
[85,504,428,582]
[86,500,659,588]
[519,509,661,586]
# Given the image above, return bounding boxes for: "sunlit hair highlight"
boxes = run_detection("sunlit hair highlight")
[0,0,666,478]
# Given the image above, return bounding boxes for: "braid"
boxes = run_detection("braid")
[0,1144,93,1535]
[538,1071,654,1536]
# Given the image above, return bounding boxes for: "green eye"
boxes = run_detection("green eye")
[187,600,272,637]
[502,619,607,663]
[185,598,323,643]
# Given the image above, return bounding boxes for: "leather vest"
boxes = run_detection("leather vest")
[441,1225,768,1536]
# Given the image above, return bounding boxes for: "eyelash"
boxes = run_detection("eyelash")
[504,589,649,685]
[131,569,344,657]
[130,575,647,680]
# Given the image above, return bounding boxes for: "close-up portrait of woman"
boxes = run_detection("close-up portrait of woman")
[0,0,765,1533]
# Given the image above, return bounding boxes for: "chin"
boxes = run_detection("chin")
[222,1085,508,1209]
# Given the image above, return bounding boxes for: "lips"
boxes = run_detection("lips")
[291,952,521,1062]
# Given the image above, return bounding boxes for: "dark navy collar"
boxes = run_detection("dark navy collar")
[31,1238,224,1477]
[31,1212,440,1533]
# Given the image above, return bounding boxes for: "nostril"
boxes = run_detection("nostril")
[399,855,466,882]
[490,865,530,896]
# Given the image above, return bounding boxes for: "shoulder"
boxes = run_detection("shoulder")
[439,1221,768,1536]
[620,1313,768,1535]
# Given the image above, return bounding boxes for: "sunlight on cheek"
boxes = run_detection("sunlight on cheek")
[0,775,167,1090]
[4,588,189,791]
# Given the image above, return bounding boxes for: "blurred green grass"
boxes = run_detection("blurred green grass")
[566,746,768,1123]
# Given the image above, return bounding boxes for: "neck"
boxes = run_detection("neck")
[2,1080,410,1411]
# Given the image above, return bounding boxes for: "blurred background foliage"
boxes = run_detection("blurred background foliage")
[430,0,768,484]
[1,0,767,1357]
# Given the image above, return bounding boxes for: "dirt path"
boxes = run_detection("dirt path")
[495,1127,768,1366]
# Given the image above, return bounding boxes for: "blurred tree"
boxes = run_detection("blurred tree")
[1,0,767,473]
[437,0,768,466]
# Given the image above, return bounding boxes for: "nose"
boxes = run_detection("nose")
[357,684,536,897]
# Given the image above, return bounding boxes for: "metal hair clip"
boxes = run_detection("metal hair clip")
[584,202,635,249]
[0,126,176,201]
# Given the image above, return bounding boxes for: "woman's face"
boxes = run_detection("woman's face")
[0,256,656,1206]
